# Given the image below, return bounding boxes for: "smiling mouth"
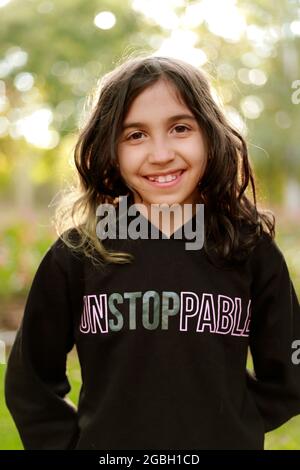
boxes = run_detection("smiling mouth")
[143,170,184,183]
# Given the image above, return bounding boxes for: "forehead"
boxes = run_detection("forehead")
[125,79,188,118]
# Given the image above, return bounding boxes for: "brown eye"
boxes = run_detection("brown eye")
[127,131,145,141]
[173,125,190,133]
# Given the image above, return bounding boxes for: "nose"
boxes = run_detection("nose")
[147,136,175,164]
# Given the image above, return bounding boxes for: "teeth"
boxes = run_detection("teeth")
[148,174,178,183]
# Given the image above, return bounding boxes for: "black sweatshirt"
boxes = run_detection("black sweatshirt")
[4,212,300,450]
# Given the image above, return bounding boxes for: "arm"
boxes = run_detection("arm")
[4,239,80,449]
[247,234,300,432]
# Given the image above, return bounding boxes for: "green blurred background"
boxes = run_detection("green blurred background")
[0,0,300,450]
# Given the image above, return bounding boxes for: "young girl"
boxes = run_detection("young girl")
[5,55,300,450]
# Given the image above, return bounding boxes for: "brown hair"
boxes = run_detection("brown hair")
[54,54,275,267]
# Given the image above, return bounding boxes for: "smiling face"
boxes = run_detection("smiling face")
[117,79,208,210]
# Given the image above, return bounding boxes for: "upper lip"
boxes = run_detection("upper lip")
[143,169,184,177]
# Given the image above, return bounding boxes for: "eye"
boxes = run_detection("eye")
[126,131,145,141]
[174,124,190,134]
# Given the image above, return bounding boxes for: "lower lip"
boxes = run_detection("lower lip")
[143,171,185,188]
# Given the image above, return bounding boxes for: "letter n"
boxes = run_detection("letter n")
[89,294,109,334]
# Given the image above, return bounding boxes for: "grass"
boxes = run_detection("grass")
[0,350,82,450]
[0,352,81,450]
[0,361,23,450]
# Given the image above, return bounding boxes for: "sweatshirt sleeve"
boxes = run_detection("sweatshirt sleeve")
[247,234,300,432]
[4,237,80,449]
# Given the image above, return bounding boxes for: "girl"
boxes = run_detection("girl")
[5,55,300,450]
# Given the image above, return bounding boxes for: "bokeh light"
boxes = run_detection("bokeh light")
[94,11,116,30]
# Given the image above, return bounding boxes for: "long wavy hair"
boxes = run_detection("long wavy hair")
[54,54,275,267]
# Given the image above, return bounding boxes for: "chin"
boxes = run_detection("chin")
[147,198,185,207]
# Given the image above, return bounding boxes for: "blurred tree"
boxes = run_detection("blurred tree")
[0,0,163,212]
[1,0,299,210]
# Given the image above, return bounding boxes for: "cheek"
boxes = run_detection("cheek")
[189,143,207,170]
[195,137,208,165]
[118,145,144,173]
[181,135,206,156]
[118,154,139,180]
[117,146,129,170]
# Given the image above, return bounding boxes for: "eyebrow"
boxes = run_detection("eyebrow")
[122,114,197,131]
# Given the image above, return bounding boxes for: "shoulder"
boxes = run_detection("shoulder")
[250,231,284,263]
[51,228,81,250]
[47,228,85,271]
[247,230,287,285]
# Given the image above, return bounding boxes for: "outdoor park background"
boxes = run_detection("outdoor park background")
[0,0,300,450]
